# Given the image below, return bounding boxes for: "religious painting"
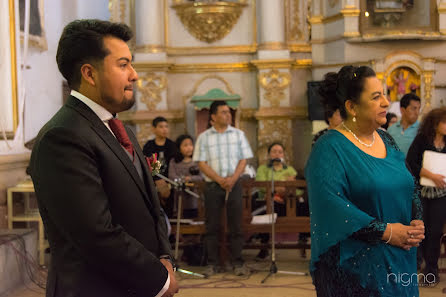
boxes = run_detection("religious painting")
[386,67,420,102]
[19,0,47,50]
[360,0,437,34]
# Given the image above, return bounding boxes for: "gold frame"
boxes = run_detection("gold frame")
[6,0,19,138]
[359,0,438,36]
[164,0,257,55]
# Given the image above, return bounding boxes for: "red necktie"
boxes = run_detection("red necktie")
[108,118,134,157]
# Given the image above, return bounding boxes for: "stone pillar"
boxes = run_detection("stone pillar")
[421,58,436,113]
[341,1,360,38]
[252,60,296,165]
[258,0,285,48]
[135,0,165,54]
[257,0,289,58]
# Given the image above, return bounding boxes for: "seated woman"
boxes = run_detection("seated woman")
[168,134,204,219]
[254,142,305,260]
[406,107,446,286]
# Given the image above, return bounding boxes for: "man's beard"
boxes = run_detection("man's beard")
[103,94,135,113]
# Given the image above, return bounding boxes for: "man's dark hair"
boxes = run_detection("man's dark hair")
[400,93,421,109]
[152,116,168,128]
[209,101,228,116]
[56,19,133,90]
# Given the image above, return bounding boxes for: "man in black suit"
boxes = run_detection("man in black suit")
[28,19,178,297]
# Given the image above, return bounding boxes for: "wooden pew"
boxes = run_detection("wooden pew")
[172,179,311,261]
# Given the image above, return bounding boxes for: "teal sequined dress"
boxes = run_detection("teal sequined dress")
[305,129,422,297]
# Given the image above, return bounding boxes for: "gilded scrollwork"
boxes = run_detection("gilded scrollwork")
[171,1,247,43]
[288,0,302,41]
[257,119,293,164]
[137,73,167,111]
[136,123,152,147]
[423,71,434,112]
[258,69,291,107]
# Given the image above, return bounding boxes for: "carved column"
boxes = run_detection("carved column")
[252,60,296,165]
[421,58,436,114]
[341,1,360,38]
[135,0,165,53]
[258,0,286,51]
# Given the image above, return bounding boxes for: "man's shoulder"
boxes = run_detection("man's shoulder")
[387,123,401,135]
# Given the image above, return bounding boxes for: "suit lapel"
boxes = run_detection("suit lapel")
[128,128,160,217]
[66,96,151,204]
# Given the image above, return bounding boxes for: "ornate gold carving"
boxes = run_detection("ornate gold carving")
[136,73,167,111]
[9,0,18,132]
[286,0,302,41]
[251,59,294,69]
[340,8,360,17]
[258,42,287,50]
[171,1,247,43]
[343,31,361,38]
[422,71,434,111]
[258,119,293,164]
[292,59,312,69]
[258,70,291,107]
[183,74,235,104]
[170,63,253,73]
[166,44,257,55]
[288,43,311,52]
[240,108,257,120]
[136,123,152,147]
[133,62,172,72]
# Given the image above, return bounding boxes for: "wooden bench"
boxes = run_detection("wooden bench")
[172,179,311,259]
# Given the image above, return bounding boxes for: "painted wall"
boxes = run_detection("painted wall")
[22,0,109,142]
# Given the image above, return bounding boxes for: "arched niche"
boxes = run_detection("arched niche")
[182,75,241,137]
[375,51,434,115]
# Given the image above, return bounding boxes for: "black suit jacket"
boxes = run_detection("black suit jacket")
[29,96,172,297]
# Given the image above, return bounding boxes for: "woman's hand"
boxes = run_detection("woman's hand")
[384,222,425,250]
[430,173,446,188]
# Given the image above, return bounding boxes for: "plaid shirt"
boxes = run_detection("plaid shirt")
[193,125,253,181]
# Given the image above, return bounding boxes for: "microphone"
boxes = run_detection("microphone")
[268,158,286,167]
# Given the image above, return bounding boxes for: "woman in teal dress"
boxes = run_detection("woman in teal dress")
[305,66,425,297]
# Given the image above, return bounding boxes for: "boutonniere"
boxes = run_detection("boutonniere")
[146,153,161,176]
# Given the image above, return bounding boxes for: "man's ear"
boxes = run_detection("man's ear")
[80,64,96,86]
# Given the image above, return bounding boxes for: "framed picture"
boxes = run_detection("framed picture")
[19,0,47,50]
[0,0,19,139]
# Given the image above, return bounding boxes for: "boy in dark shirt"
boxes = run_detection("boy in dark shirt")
[143,117,177,216]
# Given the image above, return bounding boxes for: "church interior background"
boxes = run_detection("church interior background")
[1,0,446,296]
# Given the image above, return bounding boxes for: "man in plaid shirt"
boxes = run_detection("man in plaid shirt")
[193,100,253,277]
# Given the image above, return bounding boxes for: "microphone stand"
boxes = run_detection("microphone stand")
[155,173,205,278]
[260,162,307,284]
